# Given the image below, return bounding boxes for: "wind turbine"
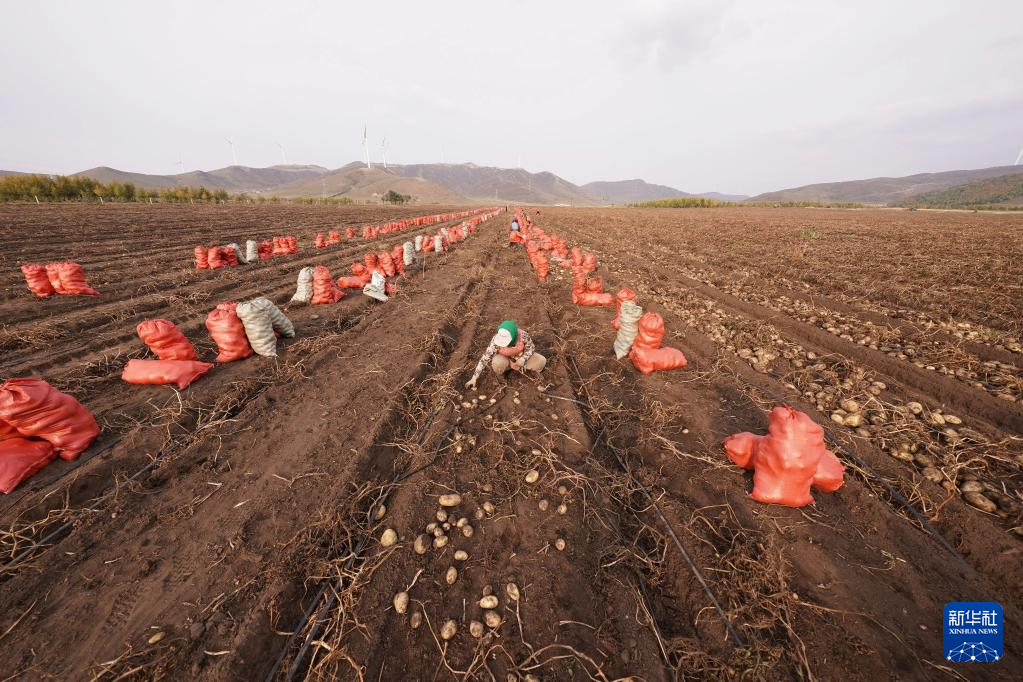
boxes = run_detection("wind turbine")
[1015,146,1023,165]
[277,142,287,165]
[381,137,388,169]
[225,137,238,166]
[363,125,372,169]
[176,154,184,175]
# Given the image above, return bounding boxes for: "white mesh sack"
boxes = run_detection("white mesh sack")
[290,267,314,304]
[613,300,643,360]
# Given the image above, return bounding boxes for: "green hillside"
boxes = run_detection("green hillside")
[902,172,1023,208]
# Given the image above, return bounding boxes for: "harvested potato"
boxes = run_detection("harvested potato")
[380,528,398,547]
[394,592,409,615]
[505,583,520,602]
[414,534,430,554]
[440,620,457,640]
[438,493,462,507]
[479,595,499,609]
[525,469,540,484]
[446,566,458,585]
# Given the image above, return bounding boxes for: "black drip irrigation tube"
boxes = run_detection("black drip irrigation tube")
[718,363,966,565]
[264,410,455,682]
[567,357,747,649]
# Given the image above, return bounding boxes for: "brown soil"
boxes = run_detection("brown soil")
[0,204,1019,681]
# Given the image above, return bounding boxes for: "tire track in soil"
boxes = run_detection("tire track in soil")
[296,242,670,681]
[548,218,1023,547]
[0,203,465,320]
[524,216,1023,680]
[0,212,481,361]
[0,219,505,680]
[0,216,494,522]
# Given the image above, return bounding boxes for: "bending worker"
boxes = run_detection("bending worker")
[465,320,546,389]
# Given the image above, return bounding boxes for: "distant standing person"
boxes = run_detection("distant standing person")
[465,320,546,389]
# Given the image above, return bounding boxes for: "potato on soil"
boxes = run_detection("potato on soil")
[440,620,457,640]
[445,566,458,584]
[524,469,540,484]
[470,620,484,638]
[438,493,462,507]
[380,528,398,546]
[414,534,430,554]
[393,591,409,615]
[505,582,520,601]
[410,611,423,629]
[479,595,499,609]
[484,610,501,628]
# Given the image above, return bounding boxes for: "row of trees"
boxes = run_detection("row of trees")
[0,174,230,203]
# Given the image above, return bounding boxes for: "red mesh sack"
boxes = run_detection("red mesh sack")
[346,227,356,239]
[194,245,209,269]
[582,253,596,273]
[629,346,688,375]
[633,312,665,349]
[56,262,100,295]
[122,359,213,390]
[0,421,18,440]
[315,233,327,248]
[137,319,196,360]
[329,230,341,243]
[0,438,57,494]
[21,264,55,297]
[722,406,841,507]
[45,263,68,294]
[612,287,637,330]
[208,247,227,269]
[286,236,298,253]
[378,251,396,277]
[205,306,253,362]
[585,277,604,293]
[224,248,239,267]
[422,238,435,253]
[0,379,100,461]
[570,248,583,267]
[311,266,345,304]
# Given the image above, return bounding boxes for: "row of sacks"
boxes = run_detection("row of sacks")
[195,237,298,269]
[21,262,100,297]
[510,209,846,507]
[510,209,687,377]
[122,299,296,389]
[291,210,502,307]
[360,207,495,239]
[1,379,100,493]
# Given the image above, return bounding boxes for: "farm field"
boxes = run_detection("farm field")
[0,204,1021,680]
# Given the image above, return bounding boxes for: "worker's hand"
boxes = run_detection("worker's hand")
[511,361,523,373]
[464,377,477,390]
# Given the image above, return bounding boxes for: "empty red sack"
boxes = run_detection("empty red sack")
[21,264,55,297]
[0,379,99,461]
[122,359,213,389]
[311,266,345,304]
[136,319,196,360]
[195,245,209,269]
[612,287,637,330]
[722,405,844,507]
[0,438,56,494]
[205,306,253,362]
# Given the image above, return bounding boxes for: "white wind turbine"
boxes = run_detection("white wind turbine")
[381,137,388,168]
[277,142,287,165]
[225,137,238,166]
[363,125,372,169]
[1015,146,1023,165]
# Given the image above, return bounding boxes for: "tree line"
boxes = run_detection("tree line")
[0,174,230,203]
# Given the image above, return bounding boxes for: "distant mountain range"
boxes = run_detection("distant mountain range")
[6,161,1023,206]
[899,172,1023,207]
[581,179,748,204]
[5,162,741,205]
[752,165,1023,205]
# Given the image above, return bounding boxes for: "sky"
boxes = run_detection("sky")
[1,0,1021,196]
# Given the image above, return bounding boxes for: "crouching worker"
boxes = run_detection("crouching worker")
[465,320,546,389]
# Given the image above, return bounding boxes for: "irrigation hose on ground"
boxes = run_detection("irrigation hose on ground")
[568,357,747,648]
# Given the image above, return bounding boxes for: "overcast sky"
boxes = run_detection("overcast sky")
[1,0,1021,195]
